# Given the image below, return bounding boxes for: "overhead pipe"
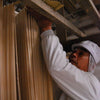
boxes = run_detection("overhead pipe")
[88,0,100,18]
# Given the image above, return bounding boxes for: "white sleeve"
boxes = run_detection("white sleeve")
[41,30,100,100]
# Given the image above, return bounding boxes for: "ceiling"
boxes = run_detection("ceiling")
[2,0,100,41]
[61,0,100,41]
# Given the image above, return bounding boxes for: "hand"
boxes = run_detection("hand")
[38,17,52,33]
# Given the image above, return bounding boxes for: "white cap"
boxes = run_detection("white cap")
[72,40,100,65]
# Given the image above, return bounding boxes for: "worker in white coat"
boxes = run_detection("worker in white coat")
[38,16,100,100]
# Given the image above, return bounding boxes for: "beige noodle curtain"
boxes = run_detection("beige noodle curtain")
[16,9,54,100]
[0,4,17,100]
[0,3,54,100]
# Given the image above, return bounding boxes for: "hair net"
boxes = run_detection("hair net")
[72,40,100,73]
[88,55,96,73]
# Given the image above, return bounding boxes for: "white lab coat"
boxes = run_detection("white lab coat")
[41,30,100,100]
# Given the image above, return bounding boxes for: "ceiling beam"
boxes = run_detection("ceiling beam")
[22,0,86,37]
[79,24,95,30]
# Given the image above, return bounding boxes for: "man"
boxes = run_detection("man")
[38,16,100,100]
